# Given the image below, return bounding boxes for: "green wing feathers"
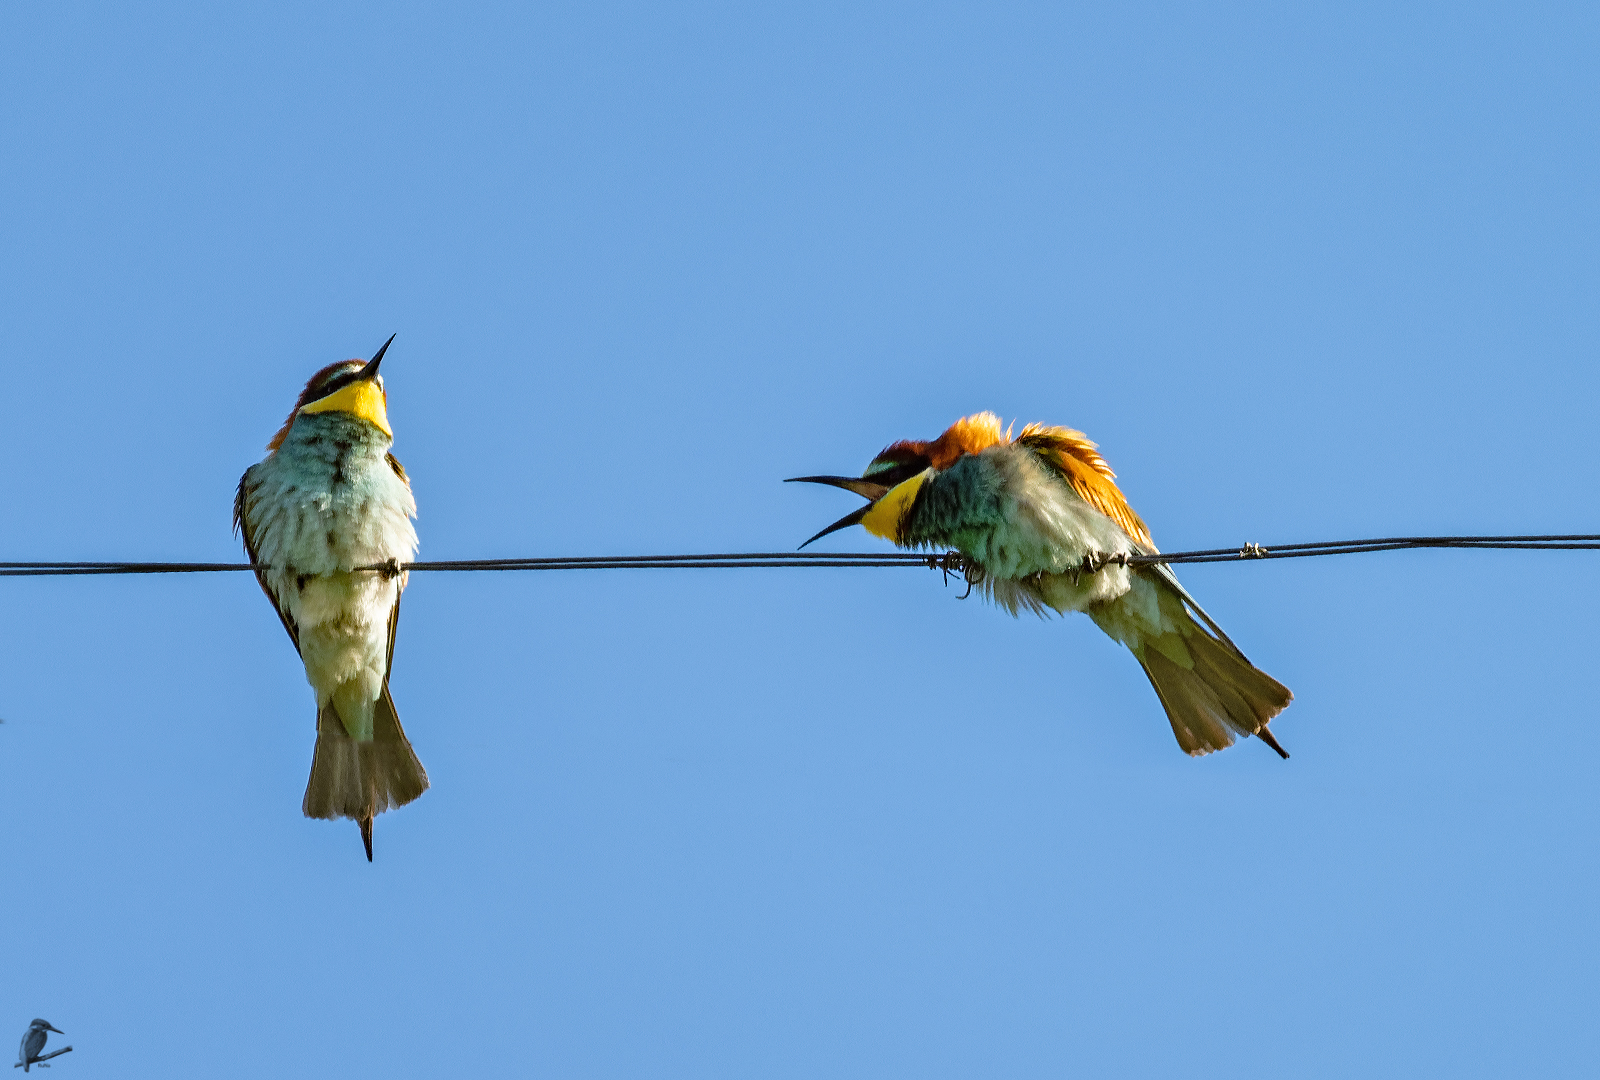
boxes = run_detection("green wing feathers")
[1093,574,1293,757]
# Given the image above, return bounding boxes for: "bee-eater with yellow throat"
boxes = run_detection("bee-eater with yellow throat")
[235,336,428,859]
[791,412,1293,758]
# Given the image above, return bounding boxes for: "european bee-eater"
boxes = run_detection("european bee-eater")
[234,336,428,860]
[791,412,1292,757]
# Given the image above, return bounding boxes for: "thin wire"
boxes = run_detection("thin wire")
[1127,534,1600,566]
[2,534,1600,576]
[0,554,940,576]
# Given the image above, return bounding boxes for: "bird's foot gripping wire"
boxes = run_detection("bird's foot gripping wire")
[1070,551,1129,585]
[1239,542,1269,559]
[925,551,975,599]
[375,557,403,580]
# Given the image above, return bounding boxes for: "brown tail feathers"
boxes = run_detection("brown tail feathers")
[1125,580,1293,757]
[303,685,429,859]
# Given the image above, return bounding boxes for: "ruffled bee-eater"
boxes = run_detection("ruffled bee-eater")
[790,412,1292,757]
[234,336,428,859]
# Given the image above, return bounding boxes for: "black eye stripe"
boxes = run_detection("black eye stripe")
[306,367,365,404]
[861,459,930,488]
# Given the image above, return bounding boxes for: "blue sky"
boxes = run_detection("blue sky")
[2,2,1598,1076]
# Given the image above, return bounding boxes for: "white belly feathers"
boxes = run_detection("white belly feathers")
[242,414,417,739]
[955,446,1141,614]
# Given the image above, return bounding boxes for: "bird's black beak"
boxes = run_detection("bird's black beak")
[46,1025,63,1034]
[785,475,890,549]
[786,475,890,501]
[360,334,396,380]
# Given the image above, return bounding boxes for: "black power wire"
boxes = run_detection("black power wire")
[2,534,1599,577]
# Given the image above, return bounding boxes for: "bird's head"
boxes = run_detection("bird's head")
[29,1021,62,1035]
[266,335,396,450]
[787,412,1010,547]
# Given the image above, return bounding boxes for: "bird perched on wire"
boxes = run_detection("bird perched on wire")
[234,336,428,860]
[17,1020,63,1072]
[789,412,1292,757]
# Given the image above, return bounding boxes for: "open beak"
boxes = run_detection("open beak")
[785,475,891,549]
[360,334,396,380]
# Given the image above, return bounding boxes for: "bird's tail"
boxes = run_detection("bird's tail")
[303,684,429,858]
[1090,570,1293,757]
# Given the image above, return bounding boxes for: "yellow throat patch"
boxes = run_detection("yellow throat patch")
[299,379,392,438]
[861,468,932,542]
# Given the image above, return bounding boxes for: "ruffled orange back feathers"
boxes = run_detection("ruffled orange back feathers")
[888,412,1153,549]
[1015,422,1153,548]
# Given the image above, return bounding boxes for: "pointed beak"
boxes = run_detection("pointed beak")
[359,334,396,380]
[45,1026,63,1035]
[796,503,873,548]
[785,475,891,549]
[785,475,890,501]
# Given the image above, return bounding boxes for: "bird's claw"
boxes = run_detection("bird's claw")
[926,551,966,585]
[1073,551,1129,584]
[925,551,976,599]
